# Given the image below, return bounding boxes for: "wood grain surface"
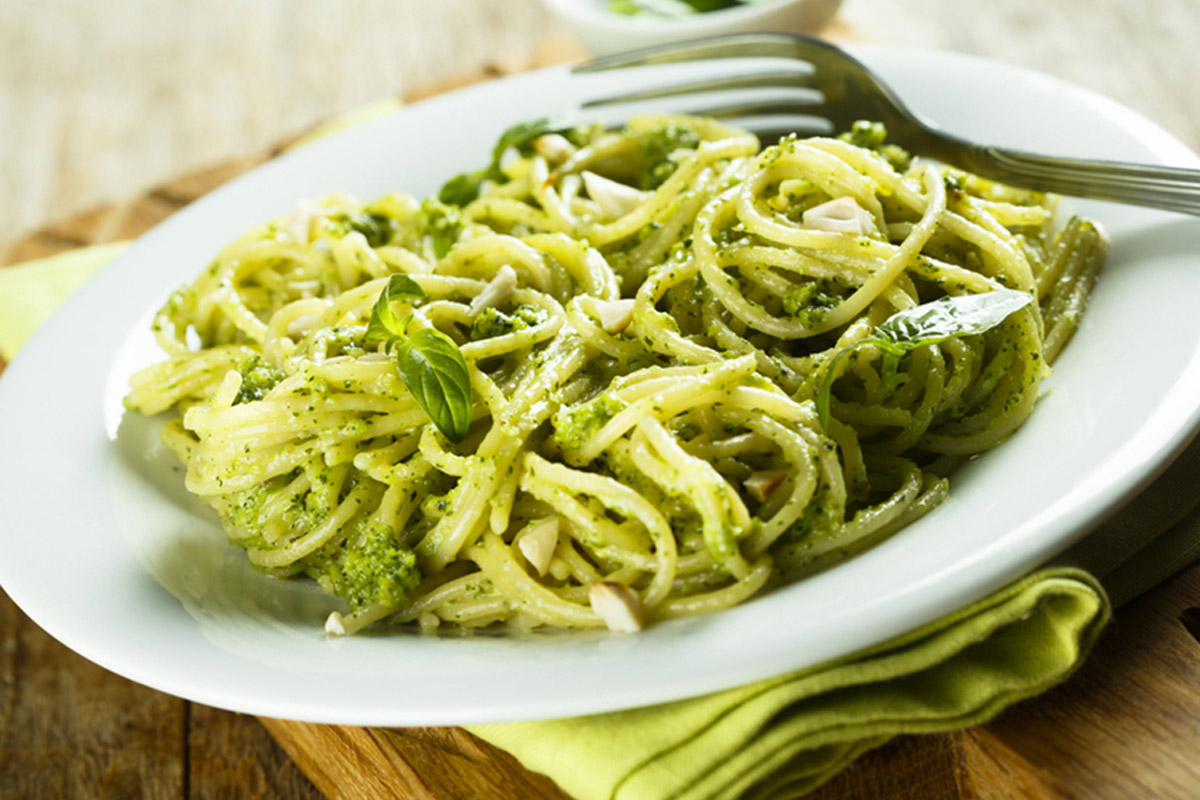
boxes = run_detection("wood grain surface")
[3,2,1200,798]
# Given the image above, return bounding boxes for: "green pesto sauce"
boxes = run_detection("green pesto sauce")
[469,303,548,341]
[222,482,269,531]
[323,209,396,248]
[552,394,627,451]
[233,356,285,405]
[311,521,421,610]
[639,119,702,190]
[776,481,839,546]
[416,198,463,259]
[304,324,367,360]
[782,281,841,328]
[837,121,911,172]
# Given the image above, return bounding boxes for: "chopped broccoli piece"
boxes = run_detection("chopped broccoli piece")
[552,394,627,451]
[416,198,463,258]
[639,120,703,190]
[319,522,421,611]
[513,304,548,328]
[838,121,911,172]
[324,209,396,247]
[233,356,285,404]
[469,303,549,341]
[222,483,268,531]
[782,281,841,328]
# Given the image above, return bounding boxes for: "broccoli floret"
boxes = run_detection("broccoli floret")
[552,394,627,451]
[319,522,421,611]
[782,281,841,328]
[838,121,911,172]
[233,356,285,404]
[639,120,703,190]
[323,209,396,247]
[470,308,512,341]
[469,303,548,341]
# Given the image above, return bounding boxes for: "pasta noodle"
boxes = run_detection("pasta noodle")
[125,115,1107,635]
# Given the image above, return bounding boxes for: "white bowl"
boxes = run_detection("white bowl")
[541,0,844,55]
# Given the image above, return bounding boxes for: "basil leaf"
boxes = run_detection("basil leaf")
[360,275,473,441]
[437,116,578,206]
[438,171,488,207]
[394,328,473,442]
[490,116,574,164]
[364,274,427,346]
[815,289,1033,429]
[876,289,1033,349]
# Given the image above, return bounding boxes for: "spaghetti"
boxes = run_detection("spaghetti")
[125,115,1107,634]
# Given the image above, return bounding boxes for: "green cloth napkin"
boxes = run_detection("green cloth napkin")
[0,241,129,357]
[471,567,1108,800]
[4,221,1198,800]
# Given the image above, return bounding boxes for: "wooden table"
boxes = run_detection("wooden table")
[3,2,1200,797]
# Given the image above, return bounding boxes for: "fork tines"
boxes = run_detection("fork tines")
[574,33,842,139]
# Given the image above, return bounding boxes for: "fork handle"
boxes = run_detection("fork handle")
[948,144,1200,216]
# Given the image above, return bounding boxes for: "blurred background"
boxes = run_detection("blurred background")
[2,0,1197,250]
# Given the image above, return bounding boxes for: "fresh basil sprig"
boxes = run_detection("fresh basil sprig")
[438,116,578,206]
[814,289,1034,429]
[364,274,473,442]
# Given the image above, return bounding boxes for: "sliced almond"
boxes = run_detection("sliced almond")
[589,581,643,633]
[516,517,559,576]
[592,298,636,334]
[801,196,875,236]
[285,197,321,244]
[324,610,347,637]
[468,264,519,316]
[534,133,576,164]
[582,171,646,220]
[286,313,323,339]
[559,172,582,205]
[744,469,788,503]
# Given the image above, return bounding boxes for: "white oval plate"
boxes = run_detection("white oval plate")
[2,45,1199,726]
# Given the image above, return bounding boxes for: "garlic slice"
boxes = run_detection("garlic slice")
[468,264,519,316]
[285,197,321,244]
[534,133,576,164]
[582,171,647,220]
[592,298,636,334]
[287,314,323,339]
[801,196,875,236]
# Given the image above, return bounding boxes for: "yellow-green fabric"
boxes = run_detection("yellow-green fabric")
[0,241,129,358]
[3,176,1198,800]
[470,568,1107,800]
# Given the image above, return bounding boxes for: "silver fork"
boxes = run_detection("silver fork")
[576,33,1200,216]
